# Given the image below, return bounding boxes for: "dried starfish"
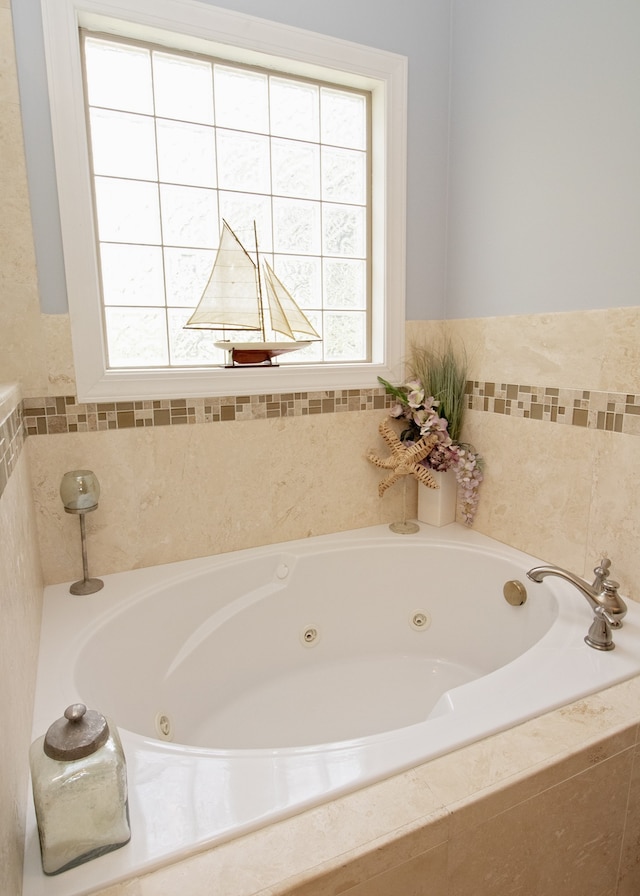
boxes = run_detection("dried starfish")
[367,418,439,497]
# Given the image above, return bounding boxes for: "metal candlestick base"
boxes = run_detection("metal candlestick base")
[389,520,420,535]
[66,507,103,596]
[70,577,104,595]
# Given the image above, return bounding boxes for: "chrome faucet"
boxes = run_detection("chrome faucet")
[526,558,627,651]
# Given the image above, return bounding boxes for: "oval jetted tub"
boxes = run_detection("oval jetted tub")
[24,523,640,896]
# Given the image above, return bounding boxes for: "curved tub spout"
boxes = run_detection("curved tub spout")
[527,564,627,628]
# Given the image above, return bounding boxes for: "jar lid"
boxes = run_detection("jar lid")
[43,704,110,761]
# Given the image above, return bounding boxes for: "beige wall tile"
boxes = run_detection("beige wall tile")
[336,842,448,896]
[28,409,419,584]
[41,313,76,396]
[0,7,20,104]
[0,452,43,895]
[460,410,594,572]
[586,430,640,597]
[601,307,640,393]
[447,748,634,896]
[617,743,640,896]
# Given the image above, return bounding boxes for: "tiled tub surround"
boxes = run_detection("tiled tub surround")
[21,373,640,589]
[0,385,43,896]
[55,676,640,896]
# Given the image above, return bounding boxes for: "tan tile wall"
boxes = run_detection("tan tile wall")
[0,391,43,896]
[408,313,640,599]
[0,4,45,894]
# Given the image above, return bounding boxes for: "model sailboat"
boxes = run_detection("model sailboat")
[184,220,321,366]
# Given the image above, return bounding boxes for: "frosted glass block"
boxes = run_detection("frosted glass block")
[271,139,320,199]
[167,309,222,365]
[89,110,157,180]
[323,258,366,308]
[157,120,216,187]
[321,147,366,204]
[105,307,168,367]
[100,244,164,306]
[321,88,367,150]
[218,193,272,251]
[164,248,215,307]
[84,39,153,115]
[270,78,319,141]
[272,255,321,308]
[216,130,270,194]
[323,204,366,257]
[153,53,214,125]
[324,311,366,360]
[94,178,161,245]
[214,66,269,133]
[273,198,321,254]
[160,185,217,249]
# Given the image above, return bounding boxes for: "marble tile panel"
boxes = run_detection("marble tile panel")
[41,314,77,396]
[27,409,417,584]
[586,429,640,598]
[617,743,640,896]
[417,676,640,834]
[600,307,640,394]
[459,410,594,574]
[0,454,44,895]
[444,310,607,391]
[446,748,633,896]
[335,842,448,896]
[0,6,20,105]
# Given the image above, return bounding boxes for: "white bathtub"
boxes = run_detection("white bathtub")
[23,524,640,896]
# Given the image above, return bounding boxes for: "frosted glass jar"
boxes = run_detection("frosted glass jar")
[29,704,130,875]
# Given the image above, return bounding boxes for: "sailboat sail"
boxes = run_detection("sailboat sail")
[184,219,321,365]
[263,262,320,341]
[184,222,261,332]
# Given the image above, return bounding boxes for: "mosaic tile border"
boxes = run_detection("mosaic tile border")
[466,382,640,436]
[18,383,640,438]
[21,389,394,436]
[0,401,25,501]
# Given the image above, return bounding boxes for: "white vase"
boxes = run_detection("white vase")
[417,469,458,526]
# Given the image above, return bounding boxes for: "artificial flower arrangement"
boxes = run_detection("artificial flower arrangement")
[378,341,484,525]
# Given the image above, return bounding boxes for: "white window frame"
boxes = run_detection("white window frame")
[41,0,408,401]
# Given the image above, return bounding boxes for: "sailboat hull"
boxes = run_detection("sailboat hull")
[215,340,312,366]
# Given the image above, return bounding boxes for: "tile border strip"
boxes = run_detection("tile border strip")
[466,382,640,436]
[21,389,395,435]
[0,401,25,502]
[17,382,640,439]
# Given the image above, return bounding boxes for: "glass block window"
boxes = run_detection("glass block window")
[82,33,371,369]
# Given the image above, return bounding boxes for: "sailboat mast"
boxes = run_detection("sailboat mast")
[253,221,267,341]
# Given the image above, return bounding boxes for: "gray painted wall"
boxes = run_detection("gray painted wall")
[447,0,640,318]
[12,0,640,321]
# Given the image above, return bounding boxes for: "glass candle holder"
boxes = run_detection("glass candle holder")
[60,470,100,513]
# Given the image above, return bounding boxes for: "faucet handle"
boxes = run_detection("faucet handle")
[585,606,615,651]
[592,558,612,590]
[598,577,627,628]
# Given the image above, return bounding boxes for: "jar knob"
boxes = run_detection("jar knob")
[44,704,110,761]
[64,703,87,722]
